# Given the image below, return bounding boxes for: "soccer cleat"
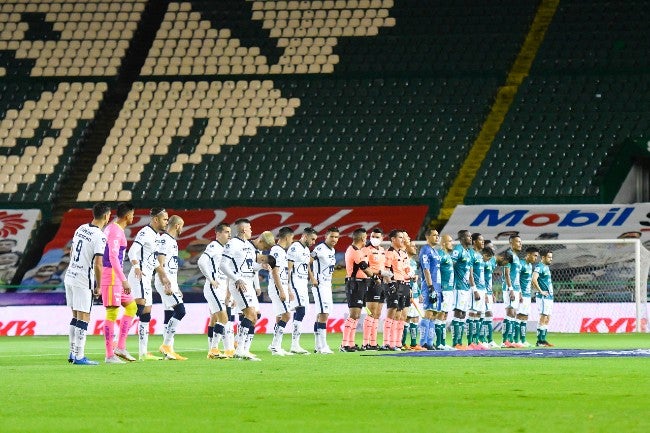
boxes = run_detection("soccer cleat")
[105,355,126,364]
[377,345,394,351]
[488,341,500,348]
[114,348,136,362]
[453,344,468,351]
[164,351,188,361]
[402,345,412,350]
[139,352,163,361]
[363,344,379,351]
[478,342,491,350]
[410,345,426,351]
[223,349,236,358]
[159,344,173,356]
[352,344,365,352]
[520,341,532,348]
[339,345,357,352]
[270,347,289,356]
[73,357,99,365]
[68,353,74,363]
[207,348,227,359]
[317,346,334,354]
[290,346,310,355]
[544,341,554,347]
[512,342,525,348]
[502,341,516,348]
[243,353,262,361]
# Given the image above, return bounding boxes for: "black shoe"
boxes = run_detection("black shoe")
[353,344,365,352]
[377,345,393,351]
[363,344,379,351]
[339,345,356,352]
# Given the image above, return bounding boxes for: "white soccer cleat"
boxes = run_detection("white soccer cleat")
[290,346,310,355]
[114,348,136,362]
[520,341,532,348]
[488,341,500,348]
[317,347,334,354]
[270,347,288,356]
[105,355,126,364]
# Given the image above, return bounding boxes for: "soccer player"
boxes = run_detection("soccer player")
[311,227,340,354]
[450,230,476,350]
[128,207,169,360]
[502,235,523,348]
[382,229,412,351]
[267,226,296,356]
[220,218,262,361]
[468,233,487,349]
[434,234,455,349]
[342,228,373,352]
[516,246,540,347]
[101,202,137,363]
[287,227,318,354]
[362,228,391,350]
[65,202,110,365]
[532,249,554,347]
[401,234,423,350]
[157,215,187,360]
[198,222,232,359]
[480,246,498,348]
[418,228,440,350]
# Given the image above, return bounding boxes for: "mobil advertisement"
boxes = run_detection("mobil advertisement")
[444,203,650,243]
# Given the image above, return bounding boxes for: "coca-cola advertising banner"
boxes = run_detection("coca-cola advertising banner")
[19,206,428,292]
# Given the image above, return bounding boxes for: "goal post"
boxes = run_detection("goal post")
[411,238,649,333]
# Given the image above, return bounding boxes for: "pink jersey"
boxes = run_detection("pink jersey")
[102,222,128,287]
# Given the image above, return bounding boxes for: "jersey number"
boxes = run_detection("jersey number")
[73,240,83,262]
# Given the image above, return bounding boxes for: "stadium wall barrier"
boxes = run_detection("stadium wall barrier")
[0,303,646,336]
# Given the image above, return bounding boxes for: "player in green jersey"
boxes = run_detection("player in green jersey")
[515,247,539,347]
[532,249,554,347]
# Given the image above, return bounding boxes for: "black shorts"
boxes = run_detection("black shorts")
[396,282,411,311]
[365,279,386,303]
[385,283,399,309]
[345,278,369,309]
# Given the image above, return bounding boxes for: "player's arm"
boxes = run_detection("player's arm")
[504,264,515,301]
[197,252,218,289]
[128,241,144,280]
[356,250,373,278]
[531,271,548,296]
[270,267,286,301]
[93,254,103,298]
[155,252,172,293]
[308,256,318,286]
[108,237,130,294]
[220,252,245,291]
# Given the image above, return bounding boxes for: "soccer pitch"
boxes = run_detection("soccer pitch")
[1,333,649,433]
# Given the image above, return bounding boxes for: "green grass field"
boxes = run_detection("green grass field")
[1,333,649,433]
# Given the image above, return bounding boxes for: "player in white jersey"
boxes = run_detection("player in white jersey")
[155,215,187,360]
[198,222,231,359]
[65,202,111,365]
[127,207,168,360]
[268,226,296,356]
[311,227,340,354]
[219,219,262,360]
[287,227,318,354]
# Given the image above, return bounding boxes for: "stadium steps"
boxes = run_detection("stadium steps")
[51,0,171,219]
[433,0,560,225]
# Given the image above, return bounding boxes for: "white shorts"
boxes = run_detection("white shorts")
[517,296,531,316]
[538,298,553,316]
[503,289,521,310]
[406,297,421,318]
[470,289,486,313]
[453,289,470,312]
[65,281,93,313]
[312,283,333,315]
[228,278,258,312]
[290,279,310,309]
[268,285,292,317]
[485,292,494,313]
[129,271,153,306]
[157,282,183,309]
[203,281,227,314]
[441,290,455,314]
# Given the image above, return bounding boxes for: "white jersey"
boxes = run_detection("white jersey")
[198,240,227,288]
[64,223,107,289]
[127,225,159,276]
[155,232,179,286]
[287,241,311,281]
[311,242,336,285]
[220,237,256,283]
[268,244,289,294]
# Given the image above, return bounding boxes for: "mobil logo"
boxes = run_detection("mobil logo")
[471,207,634,228]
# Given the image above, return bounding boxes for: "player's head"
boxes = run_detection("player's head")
[389,229,404,249]
[215,222,231,244]
[539,249,553,265]
[92,202,111,227]
[168,215,185,237]
[509,234,522,252]
[441,234,454,252]
[0,238,17,253]
[233,218,252,240]
[257,231,276,250]
[403,231,417,256]
[471,232,484,250]
[300,227,318,248]
[481,246,495,262]
[150,207,169,232]
[257,253,276,268]
[424,228,439,246]
[495,250,514,266]
[368,227,384,247]
[352,228,367,244]
[324,227,340,248]
[116,202,135,224]
[458,230,471,247]
[525,246,539,264]
[277,226,295,244]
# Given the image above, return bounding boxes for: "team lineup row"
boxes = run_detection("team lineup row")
[64,202,555,364]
